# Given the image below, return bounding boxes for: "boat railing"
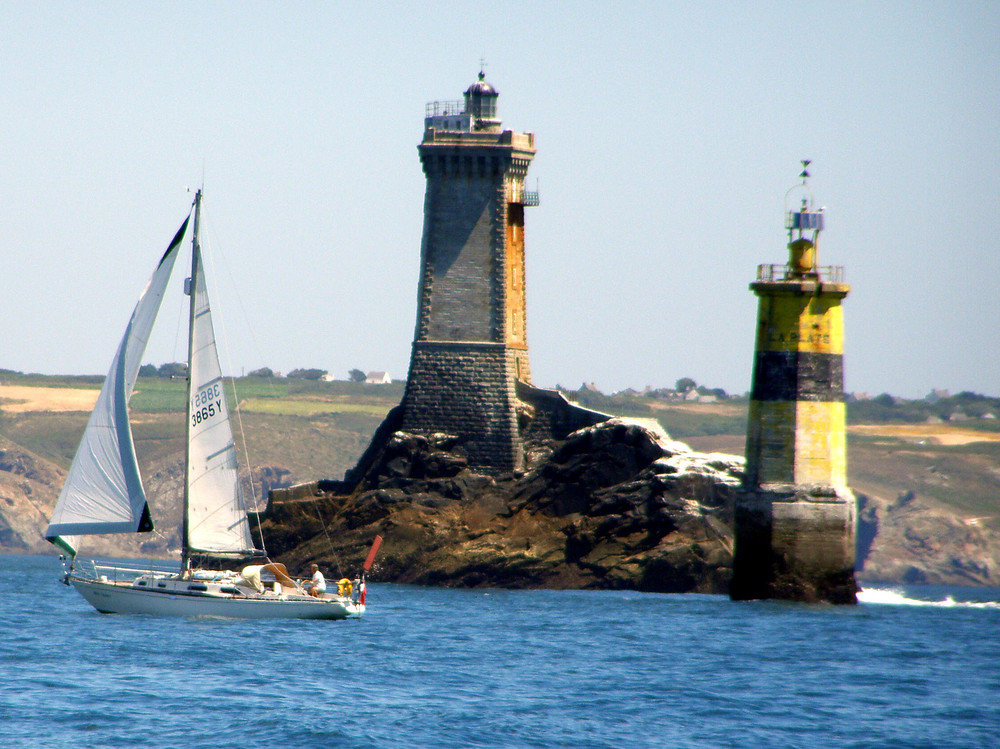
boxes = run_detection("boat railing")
[85,560,181,583]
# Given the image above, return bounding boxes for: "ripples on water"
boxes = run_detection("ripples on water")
[1,555,997,748]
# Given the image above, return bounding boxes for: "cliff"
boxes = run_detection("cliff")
[0,437,65,554]
[856,490,1000,586]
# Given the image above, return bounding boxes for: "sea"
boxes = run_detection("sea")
[0,554,997,749]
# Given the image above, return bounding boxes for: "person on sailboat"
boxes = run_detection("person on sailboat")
[303,563,327,597]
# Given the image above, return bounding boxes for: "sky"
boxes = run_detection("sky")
[2,1,998,399]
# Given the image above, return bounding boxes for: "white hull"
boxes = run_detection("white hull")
[71,576,364,620]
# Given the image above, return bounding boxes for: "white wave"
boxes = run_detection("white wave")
[858,587,1000,609]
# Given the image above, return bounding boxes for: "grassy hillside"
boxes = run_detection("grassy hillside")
[2,374,997,537]
[848,434,1000,522]
[0,376,400,556]
[0,375,399,482]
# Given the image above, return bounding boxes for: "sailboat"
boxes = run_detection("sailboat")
[45,190,379,619]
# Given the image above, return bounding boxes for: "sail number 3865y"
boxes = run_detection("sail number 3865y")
[192,383,223,427]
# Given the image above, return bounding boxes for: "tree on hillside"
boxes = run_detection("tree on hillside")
[139,364,158,378]
[696,385,728,399]
[348,369,366,383]
[675,377,697,393]
[287,368,327,380]
[247,367,274,378]
[158,362,187,378]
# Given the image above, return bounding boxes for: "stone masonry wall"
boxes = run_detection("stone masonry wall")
[401,340,523,474]
[515,381,610,442]
[418,174,499,342]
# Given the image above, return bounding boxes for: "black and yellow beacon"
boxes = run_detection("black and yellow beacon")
[732,162,857,604]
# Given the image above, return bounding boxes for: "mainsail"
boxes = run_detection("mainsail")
[183,194,257,557]
[45,217,190,554]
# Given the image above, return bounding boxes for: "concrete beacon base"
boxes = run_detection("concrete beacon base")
[731,485,857,604]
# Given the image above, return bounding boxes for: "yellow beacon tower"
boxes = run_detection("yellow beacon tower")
[731,162,857,604]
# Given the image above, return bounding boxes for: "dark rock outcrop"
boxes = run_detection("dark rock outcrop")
[262,419,744,592]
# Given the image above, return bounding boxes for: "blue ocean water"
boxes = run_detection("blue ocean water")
[0,554,997,749]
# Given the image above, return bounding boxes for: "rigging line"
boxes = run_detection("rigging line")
[225,376,267,554]
[170,288,186,368]
[149,527,178,554]
[224,360,269,554]
[167,201,197,369]
[311,499,345,579]
[201,198,277,397]
[199,205,268,555]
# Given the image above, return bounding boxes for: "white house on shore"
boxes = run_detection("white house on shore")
[365,371,392,385]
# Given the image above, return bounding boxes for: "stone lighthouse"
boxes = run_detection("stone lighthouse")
[399,71,538,474]
[731,163,857,604]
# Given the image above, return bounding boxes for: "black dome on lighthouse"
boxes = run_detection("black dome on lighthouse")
[464,71,498,97]
[463,70,500,128]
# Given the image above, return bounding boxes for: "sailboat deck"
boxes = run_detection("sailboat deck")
[69,563,363,619]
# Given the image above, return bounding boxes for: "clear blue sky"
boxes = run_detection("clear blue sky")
[2,1,997,399]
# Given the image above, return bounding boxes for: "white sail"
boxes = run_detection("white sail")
[184,201,256,556]
[46,218,190,549]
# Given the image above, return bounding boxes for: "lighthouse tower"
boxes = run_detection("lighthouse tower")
[731,163,857,604]
[399,71,537,474]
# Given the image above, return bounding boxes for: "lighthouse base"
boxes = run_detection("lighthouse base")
[731,484,857,604]
[400,340,524,475]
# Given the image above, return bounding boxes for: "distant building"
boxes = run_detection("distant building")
[365,371,392,385]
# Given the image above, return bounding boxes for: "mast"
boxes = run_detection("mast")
[180,189,202,577]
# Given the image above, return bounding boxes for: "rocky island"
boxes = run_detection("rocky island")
[264,418,743,593]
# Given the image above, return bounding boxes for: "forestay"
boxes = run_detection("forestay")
[184,210,256,556]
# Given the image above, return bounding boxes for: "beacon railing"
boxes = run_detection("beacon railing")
[756,264,845,283]
[509,184,540,207]
[426,100,465,117]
